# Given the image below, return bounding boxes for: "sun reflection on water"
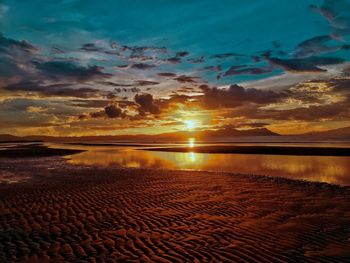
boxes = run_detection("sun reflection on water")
[188,138,195,148]
[189,152,196,162]
[59,143,350,185]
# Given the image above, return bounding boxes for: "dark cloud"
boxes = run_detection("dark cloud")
[134,80,159,86]
[267,56,344,72]
[111,87,140,93]
[164,51,189,64]
[176,51,189,57]
[104,104,125,118]
[210,53,244,59]
[120,45,167,54]
[36,61,110,81]
[112,44,168,64]
[173,75,198,83]
[4,81,102,98]
[134,93,161,115]
[320,78,350,93]
[266,102,350,121]
[176,86,197,93]
[310,0,350,38]
[200,84,285,109]
[77,42,168,64]
[116,64,129,69]
[130,63,156,70]
[0,34,38,81]
[166,56,181,64]
[79,104,127,120]
[300,78,350,94]
[80,43,103,52]
[201,65,222,72]
[187,56,205,63]
[0,57,24,79]
[99,81,134,87]
[157,72,177,77]
[100,80,158,88]
[223,65,272,77]
[51,46,67,54]
[0,33,38,54]
[294,35,334,57]
[225,80,350,122]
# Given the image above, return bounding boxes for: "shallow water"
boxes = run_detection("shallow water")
[47,142,350,186]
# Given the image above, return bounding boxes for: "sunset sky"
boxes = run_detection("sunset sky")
[0,0,350,136]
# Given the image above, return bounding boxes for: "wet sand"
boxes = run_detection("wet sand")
[1,158,350,262]
[145,145,350,156]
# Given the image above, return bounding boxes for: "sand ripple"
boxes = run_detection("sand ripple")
[0,158,350,262]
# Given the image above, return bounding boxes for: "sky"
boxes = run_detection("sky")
[0,0,350,136]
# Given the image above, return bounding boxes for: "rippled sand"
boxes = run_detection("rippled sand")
[1,158,350,262]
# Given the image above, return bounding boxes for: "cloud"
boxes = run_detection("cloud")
[69,99,110,108]
[200,84,285,109]
[265,102,350,121]
[226,77,350,122]
[130,63,156,70]
[99,81,134,87]
[0,33,38,83]
[134,93,161,115]
[0,33,37,54]
[310,0,350,38]
[166,56,181,64]
[36,61,111,81]
[294,35,339,57]
[223,65,272,77]
[267,56,344,72]
[134,80,159,86]
[324,78,350,93]
[80,43,103,52]
[4,81,103,98]
[210,53,244,59]
[104,104,125,118]
[187,57,205,63]
[173,75,198,83]
[79,103,127,120]
[157,72,177,77]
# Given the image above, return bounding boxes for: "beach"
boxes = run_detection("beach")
[1,156,350,262]
[2,0,350,261]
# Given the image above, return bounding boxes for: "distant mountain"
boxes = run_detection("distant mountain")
[0,127,279,142]
[303,126,350,139]
[200,127,279,138]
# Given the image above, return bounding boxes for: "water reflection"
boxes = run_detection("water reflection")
[59,143,350,186]
[188,138,195,148]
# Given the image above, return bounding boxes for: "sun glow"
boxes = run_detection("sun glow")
[185,120,196,130]
[188,138,195,148]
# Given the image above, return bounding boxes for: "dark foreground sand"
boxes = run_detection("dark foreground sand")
[1,158,350,262]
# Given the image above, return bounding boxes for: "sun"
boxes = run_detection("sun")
[185,120,196,130]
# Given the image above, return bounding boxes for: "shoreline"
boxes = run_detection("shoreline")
[144,145,350,156]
